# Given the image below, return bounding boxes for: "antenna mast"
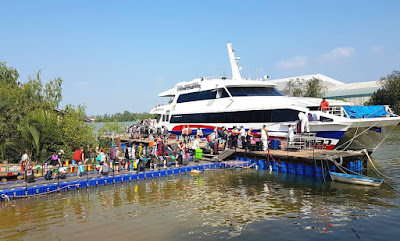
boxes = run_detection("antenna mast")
[227,42,242,80]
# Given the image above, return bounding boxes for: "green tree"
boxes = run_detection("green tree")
[0,62,97,163]
[61,105,96,158]
[367,70,400,114]
[284,77,326,97]
[94,111,156,122]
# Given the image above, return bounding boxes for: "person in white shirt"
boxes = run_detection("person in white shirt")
[196,127,203,139]
[21,150,30,171]
[297,112,309,133]
[192,136,200,150]
[261,125,269,151]
[239,126,246,148]
[288,124,295,143]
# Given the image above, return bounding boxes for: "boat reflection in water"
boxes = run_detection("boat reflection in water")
[0,168,398,240]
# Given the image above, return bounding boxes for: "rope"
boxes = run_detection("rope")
[362,150,394,180]
[341,118,361,150]
[334,119,384,151]
[371,132,392,152]
[325,153,400,194]
[1,194,10,201]
[324,154,368,177]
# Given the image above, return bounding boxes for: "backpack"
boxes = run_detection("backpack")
[136,146,143,158]
[158,142,164,156]
[110,147,116,160]
[73,150,82,161]
[217,130,227,139]
[45,170,53,180]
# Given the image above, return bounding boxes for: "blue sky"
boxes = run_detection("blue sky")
[1,0,399,115]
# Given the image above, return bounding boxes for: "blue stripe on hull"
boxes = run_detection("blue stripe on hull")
[316,131,346,140]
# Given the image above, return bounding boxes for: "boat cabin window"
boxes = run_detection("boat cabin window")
[170,109,299,123]
[176,90,217,103]
[219,88,230,98]
[223,87,284,97]
[320,116,333,122]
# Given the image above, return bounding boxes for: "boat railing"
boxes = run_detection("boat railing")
[154,103,169,108]
[320,106,350,118]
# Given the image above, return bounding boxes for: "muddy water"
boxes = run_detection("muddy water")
[1,127,399,241]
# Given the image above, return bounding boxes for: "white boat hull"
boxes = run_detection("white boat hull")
[330,172,383,187]
[335,117,400,152]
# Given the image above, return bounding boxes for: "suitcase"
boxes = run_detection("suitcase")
[214,140,219,154]
[177,155,183,165]
[26,170,36,183]
[101,164,109,175]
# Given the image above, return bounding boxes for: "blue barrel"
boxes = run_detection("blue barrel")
[270,139,279,150]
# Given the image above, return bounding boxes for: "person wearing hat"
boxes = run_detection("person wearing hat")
[239,126,246,149]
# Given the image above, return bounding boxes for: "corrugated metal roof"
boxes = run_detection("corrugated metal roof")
[268,73,345,90]
[269,74,382,98]
[326,80,381,97]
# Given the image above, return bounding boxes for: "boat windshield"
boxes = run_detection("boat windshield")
[223,87,284,97]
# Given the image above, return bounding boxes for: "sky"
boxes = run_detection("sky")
[1,0,399,115]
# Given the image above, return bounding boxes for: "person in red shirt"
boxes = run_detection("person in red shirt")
[319,98,329,111]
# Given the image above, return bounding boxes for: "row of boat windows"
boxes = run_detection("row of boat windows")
[176,87,284,104]
[170,109,299,123]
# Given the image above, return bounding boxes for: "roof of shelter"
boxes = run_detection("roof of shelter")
[268,74,345,90]
[325,80,381,98]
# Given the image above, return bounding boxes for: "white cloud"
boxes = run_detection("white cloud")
[322,47,355,61]
[277,56,307,69]
[371,46,384,55]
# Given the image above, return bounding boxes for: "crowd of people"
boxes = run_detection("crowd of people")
[18,98,330,182]
[125,119,169,139]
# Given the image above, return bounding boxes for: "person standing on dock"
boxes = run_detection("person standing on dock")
[73,147,85,178]
[288,125,295,144]
[20,150,30,182]
[231,126,239,150]
[261,125,269,151]
[239,126,246,149]
[246,128,253,151]
[192,135,200,151]
[196,127,203,139]
[110,146,117,172]
[218,126,229,149]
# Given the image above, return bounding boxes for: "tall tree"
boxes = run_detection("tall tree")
[284,77,326,98]
[367,70,400,114]
[0,62,96,163]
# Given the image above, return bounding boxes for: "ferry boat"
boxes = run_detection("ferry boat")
[150,42,400,152]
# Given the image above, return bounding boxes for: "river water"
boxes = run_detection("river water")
[1,127,399,241]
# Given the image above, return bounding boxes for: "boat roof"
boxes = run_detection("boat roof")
[158,77,277,97]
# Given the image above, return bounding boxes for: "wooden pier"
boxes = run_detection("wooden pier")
[126,137,368,176]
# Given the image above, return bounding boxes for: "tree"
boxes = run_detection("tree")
[284,77,326,98]
[0,62,97,163]
[367,70,400,114]
[94,111,156,122]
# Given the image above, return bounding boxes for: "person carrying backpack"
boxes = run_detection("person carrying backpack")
[73,147,85,178]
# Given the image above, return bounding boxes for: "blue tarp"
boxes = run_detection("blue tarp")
[343,105,389,118]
